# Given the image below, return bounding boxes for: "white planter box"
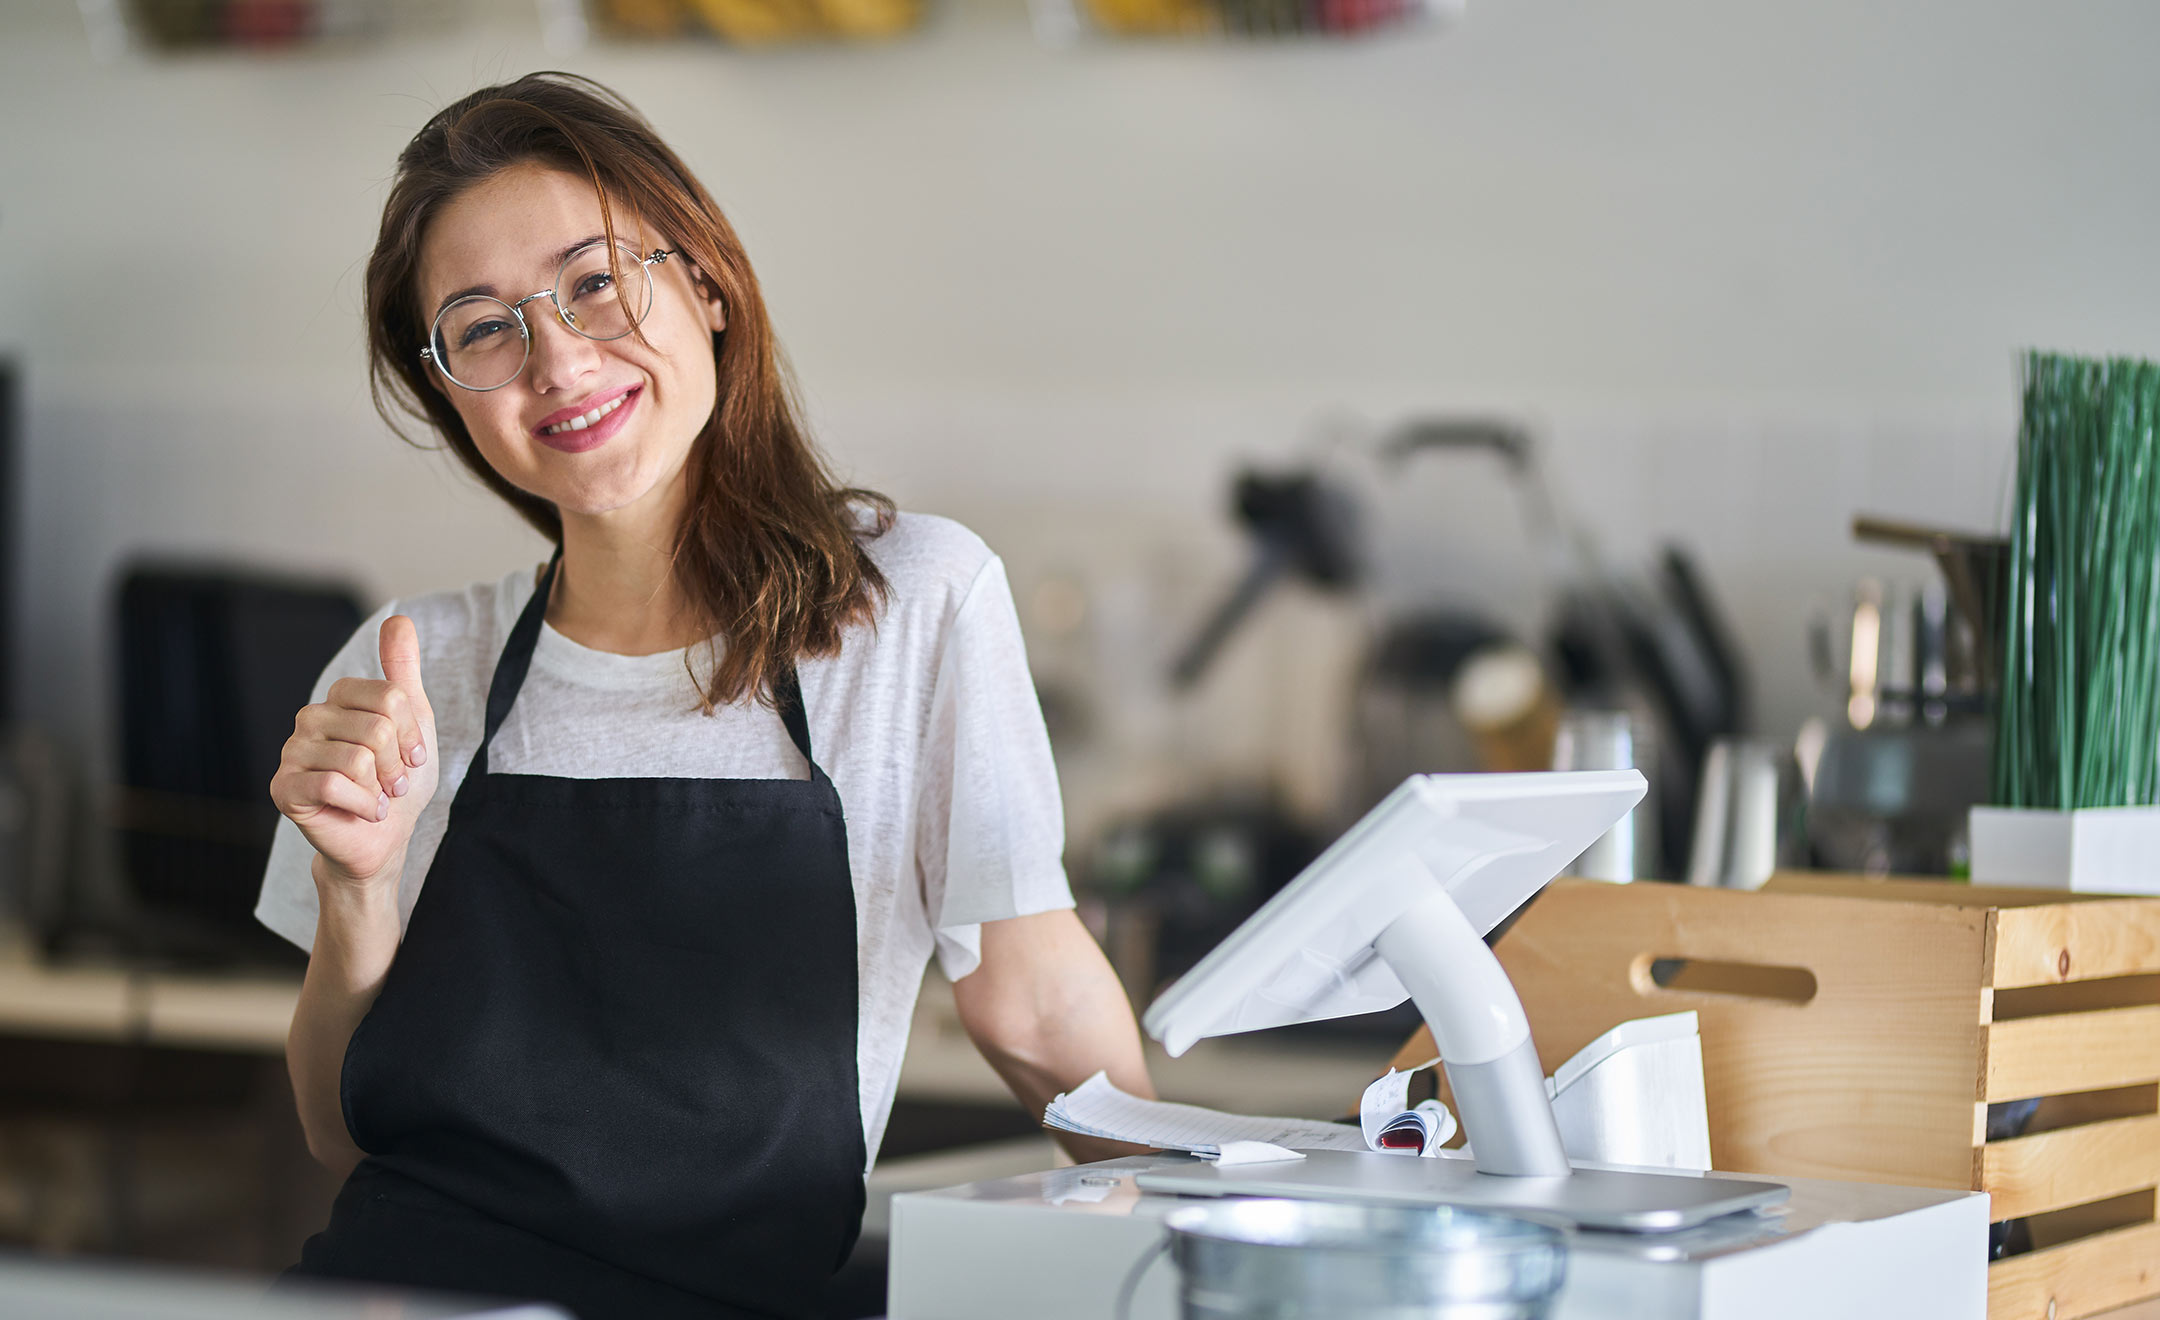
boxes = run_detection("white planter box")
[1969,805,2160,894]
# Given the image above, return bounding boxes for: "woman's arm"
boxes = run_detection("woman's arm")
[271,616,438,1176]
[286,854,403,1178]
[950,907,1158,1164]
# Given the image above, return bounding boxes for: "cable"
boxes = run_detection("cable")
[1114,1237,1171,1320]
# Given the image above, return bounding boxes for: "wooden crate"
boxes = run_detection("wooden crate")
[1386,874,2160,1320]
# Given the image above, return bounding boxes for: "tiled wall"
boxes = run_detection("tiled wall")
[3,0,2153,855]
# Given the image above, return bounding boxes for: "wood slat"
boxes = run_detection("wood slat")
[1764,872,2150,909]
[1994,897,2160,989]
[1764,872,2062,907]
[1986,1115,2160,1220]
[1988,1007,2160,1100]
[1989,1218,2160,1320]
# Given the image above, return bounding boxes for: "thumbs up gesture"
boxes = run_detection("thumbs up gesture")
[270,615,441,893]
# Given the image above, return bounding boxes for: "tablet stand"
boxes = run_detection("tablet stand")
[1373,882,1570,1177]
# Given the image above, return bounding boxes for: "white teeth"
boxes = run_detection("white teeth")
[541,392,627,436]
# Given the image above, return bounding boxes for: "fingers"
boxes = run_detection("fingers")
[377,616,431,766]
[326,675,426,771]
[273,764,390,824]
[269,617,432,842]
[291,707,410,798]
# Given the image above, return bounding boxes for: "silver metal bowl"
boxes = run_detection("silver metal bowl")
[1164,1198,1566,1320]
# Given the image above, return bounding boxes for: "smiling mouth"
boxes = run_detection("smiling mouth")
[539,390,633,436]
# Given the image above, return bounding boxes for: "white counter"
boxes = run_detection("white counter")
[889,1153,1988,1320]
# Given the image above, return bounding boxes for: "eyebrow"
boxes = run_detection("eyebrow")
[432,233,613,317]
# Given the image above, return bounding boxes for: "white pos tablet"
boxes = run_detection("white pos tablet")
[1138,770,1790,1231]
[1145,770,1648,1056]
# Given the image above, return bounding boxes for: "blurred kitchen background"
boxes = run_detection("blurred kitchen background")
[0,0,2156,1308]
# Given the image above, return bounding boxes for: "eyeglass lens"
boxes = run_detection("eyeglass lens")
[429,243,659,391]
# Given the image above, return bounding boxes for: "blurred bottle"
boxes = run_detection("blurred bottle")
[1551,708,1658,882]
[1685,738,1804,890]
[1450,644,1561,773]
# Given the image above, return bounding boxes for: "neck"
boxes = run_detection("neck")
[548,488,702,656]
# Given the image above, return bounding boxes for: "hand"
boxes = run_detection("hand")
[270,615,439,892]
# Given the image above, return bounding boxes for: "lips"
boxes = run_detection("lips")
[533,385,640,454]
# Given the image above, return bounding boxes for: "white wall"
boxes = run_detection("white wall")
[3,0,2157,837]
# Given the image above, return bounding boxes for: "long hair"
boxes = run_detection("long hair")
[364,72,891,711]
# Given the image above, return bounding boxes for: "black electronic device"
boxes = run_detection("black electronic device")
[1169,469,1361,689]
[112,563,364,964]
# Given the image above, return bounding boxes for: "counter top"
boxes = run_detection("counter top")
[887,1153,1992,1320]
[0,926,297,1052]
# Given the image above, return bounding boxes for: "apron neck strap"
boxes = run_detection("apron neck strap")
[468,548,823,781]
[468,548,561,780]
[770,664,818,771]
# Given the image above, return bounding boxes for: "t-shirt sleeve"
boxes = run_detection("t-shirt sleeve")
[254,600,398,953]
[917,555,1075,980]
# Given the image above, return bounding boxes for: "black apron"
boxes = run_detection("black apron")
[293,554,867,1320]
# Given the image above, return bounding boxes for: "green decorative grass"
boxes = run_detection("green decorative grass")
[1993,351,2160,809]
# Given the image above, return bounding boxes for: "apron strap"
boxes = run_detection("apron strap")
[467,548,562,781]
[467,548,828,785]
[770,663,824,783]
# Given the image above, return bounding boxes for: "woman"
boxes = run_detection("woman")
[258,72,1153,1319]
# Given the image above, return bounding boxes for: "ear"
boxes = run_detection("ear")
[423,356,456,400]
[690,265,727,334]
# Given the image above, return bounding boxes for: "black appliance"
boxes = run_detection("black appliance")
[112,564,364,963]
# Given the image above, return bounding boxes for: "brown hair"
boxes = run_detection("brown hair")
[364,71,891,711]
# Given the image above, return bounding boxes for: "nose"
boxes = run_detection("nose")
[525,299,602,395]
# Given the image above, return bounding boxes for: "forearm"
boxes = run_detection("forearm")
[954,909,1158,1164]
[287,855,402,1178]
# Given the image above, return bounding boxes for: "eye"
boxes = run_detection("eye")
[458,318,514,349]
[572,270,615,299]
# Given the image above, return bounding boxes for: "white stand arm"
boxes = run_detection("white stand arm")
[1373,886,1571,1177]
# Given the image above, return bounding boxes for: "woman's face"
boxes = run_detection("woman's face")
[416,162,726,527]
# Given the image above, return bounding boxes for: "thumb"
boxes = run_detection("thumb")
[378,614,429,708]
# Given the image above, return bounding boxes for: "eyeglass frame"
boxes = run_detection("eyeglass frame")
[418,242,681,393]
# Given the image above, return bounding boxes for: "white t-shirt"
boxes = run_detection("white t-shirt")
[254,512,1074,1165]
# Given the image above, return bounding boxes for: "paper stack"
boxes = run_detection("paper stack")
[1043,1074,1369,1158]
[1044,1011,1706,1170]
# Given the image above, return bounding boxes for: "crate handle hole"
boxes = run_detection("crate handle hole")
[1638,956,1818,1004]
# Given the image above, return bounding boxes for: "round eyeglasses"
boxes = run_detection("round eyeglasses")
[420,241,679,392]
